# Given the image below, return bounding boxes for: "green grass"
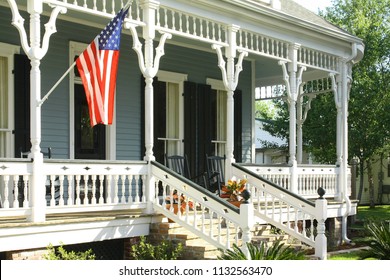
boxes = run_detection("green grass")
[328,205,389,260]
[356,205,390,221]
[328,251,362,260]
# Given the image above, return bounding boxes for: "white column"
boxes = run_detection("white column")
[332,72,343,201]
[341,61,353,243]
[141,0,158,162]
[28,0,45,222]
[282,43,304,194]
[225,25,240,180]
[297,86,303,164]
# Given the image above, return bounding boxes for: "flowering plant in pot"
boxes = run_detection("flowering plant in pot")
[165,190,194,214]
[221,177,247,205]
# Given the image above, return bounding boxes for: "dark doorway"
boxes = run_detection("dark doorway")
[74,84,106,160]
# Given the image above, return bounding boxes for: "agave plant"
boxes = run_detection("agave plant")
[360,219,390,260]
[218,240,306,260]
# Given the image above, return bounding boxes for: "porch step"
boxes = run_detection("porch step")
[149,220,295,260]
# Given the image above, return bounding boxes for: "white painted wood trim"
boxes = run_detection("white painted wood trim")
[157,70,188,155]
[0,42,20,158]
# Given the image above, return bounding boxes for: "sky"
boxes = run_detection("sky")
[292,0,333,14]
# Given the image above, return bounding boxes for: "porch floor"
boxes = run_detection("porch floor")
[0,209,146,228]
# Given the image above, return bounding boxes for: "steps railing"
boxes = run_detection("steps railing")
[232,163,327,259]
[151,161,253,255]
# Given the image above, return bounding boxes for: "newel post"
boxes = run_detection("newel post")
[315,187,328,260]
[240,189,253,259]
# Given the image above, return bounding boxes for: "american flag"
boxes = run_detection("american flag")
[76,7,129,126]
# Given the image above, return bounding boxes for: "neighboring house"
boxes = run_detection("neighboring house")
[255,118,288,164]
[0,0,364,260]
[352,155,390,205]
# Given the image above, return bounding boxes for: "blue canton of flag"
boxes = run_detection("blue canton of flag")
[98,8,127,51]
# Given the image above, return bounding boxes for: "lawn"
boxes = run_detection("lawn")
[355,205,390,221]
[328,204,390,260]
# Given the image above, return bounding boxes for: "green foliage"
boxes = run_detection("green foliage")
[130,236,183,260]
[359,219,390,260]
[44,244,95,260]
[218,240,306,260]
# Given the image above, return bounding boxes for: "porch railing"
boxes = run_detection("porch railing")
[239,163,351,199]
[0,159,148,218]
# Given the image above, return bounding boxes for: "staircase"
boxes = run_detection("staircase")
[151,161,327,259]
[150,218,304,260]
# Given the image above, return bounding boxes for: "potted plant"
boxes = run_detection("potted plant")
[221,177,247,207]
[165,190,194,215]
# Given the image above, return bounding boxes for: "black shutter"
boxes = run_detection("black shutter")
[14,54,31,157]
[234,89,242,162]
[153,80,166,164]
[184,81,197,177]
[197,83,212,175]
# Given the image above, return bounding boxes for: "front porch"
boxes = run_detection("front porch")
[0,158,355,259]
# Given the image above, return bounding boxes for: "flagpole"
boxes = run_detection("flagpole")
[38,61,76,107]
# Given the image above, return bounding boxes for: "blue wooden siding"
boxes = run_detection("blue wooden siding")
[0,6,253,162]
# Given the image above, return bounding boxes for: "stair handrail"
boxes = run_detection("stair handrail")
[232,163,327,259]
[151,161,253,252]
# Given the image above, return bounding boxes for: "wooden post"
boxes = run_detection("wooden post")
[315,188,328,260]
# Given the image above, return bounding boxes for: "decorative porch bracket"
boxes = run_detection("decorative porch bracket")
[297,90,315,164]
[7,0,67,222]
[212,25,248,181]
[279,49,306,194]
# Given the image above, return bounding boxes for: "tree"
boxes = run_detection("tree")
[322,0,390,207]
[262,0,390,207]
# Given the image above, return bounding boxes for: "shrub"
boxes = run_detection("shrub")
[44,243,95,260]
[359,219,390,260]
[218,240,306,260]
[130,236,183,260]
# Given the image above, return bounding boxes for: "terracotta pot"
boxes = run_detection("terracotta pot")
[165,203,185,214]
[228,200,242,207]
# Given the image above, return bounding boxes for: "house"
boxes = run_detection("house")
[0,0,364,260]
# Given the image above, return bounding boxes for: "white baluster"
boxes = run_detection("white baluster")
[67,175,74,206]
[75,175,81,205]
[91,174,97,205]
[102,0,107,13]
[50,175,56,206]
[112,0,115,15]
[83,175,89,205]
[93,0,97,10]
[171,10,176,31]
[3,175,9,208]
[120,174,125,203]
[206,20,210,39]
[106,174,112,204]
[141,175,146,203]
[59,175,64,206]
[12,175,19,208]
[113,175,119,204]
[128,175,133,203]
[23,175,29,208]
[135,175,140,203]
[163,8,168,28]
[200,18,203,38]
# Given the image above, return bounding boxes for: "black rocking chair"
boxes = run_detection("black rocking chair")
[204,154,226,195]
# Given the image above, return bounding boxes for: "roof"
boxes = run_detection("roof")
[279,0,343,32]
